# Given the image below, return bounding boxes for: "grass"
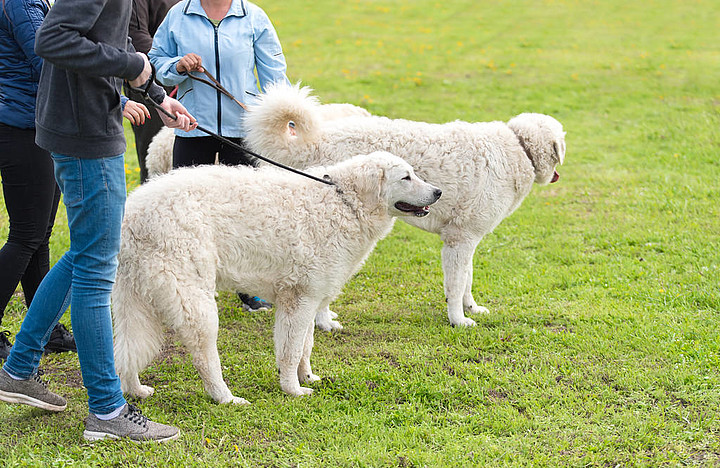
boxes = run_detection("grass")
[1,0,719,465]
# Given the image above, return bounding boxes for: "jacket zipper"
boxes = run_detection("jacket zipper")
[213,21,222,136]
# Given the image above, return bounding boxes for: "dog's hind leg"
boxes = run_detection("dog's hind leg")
[315,304,342,331]
[274,296,320,396]
[463,256,489,315]
[441,241,479,327]
[177,292,249,405]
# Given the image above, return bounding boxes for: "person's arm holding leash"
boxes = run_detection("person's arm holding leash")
[34,0,194,131]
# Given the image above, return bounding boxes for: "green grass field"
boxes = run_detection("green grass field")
[1,0,719,465]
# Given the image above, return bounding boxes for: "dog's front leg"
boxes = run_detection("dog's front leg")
[298,320,320,384]
[442,241,479,327]
[274,299,319,396]
[463,252,489,315]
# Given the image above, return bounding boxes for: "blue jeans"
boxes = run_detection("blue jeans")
[3,153,127,415]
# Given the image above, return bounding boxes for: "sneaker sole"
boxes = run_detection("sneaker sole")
[0,389,66,412]
[241,304,271,312]
[83,429,181,443]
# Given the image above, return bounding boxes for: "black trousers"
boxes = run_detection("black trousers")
[172,135,256,169]
[0,123,61,324]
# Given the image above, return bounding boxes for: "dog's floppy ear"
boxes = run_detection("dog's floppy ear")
[334,154,387,202]
[352,160,386,199]
[553,134,566,165]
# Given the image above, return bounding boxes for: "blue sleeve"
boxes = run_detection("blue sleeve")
[252,10,290,90]
[121,95,129,111]
[7,0,47,78]
[148,10,188,87]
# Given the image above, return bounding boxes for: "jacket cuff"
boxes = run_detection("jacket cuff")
[124,52,146,81]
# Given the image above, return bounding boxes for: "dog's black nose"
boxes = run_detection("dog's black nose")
[434,188,442,200]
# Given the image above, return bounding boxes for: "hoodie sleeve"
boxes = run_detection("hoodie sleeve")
[34,0,145,80]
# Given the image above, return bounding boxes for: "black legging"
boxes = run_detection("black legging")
[0,123,61,324]
[172,135,256,169]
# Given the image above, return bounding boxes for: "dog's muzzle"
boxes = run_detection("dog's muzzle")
[395,188,442,217]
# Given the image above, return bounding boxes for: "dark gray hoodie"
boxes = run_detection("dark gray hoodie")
[34,0,165,158]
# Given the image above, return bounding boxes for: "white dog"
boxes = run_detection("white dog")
[112,152,441,404]
[243,84,566,328]
[145,102,370,178]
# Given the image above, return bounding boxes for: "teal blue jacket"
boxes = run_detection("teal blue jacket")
[149,0,289,138]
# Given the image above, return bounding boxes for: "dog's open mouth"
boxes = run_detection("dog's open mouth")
[395,201,431,217]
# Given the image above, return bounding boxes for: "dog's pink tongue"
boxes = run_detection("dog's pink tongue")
[551,170,560,183]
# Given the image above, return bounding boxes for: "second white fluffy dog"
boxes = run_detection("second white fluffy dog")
[243,84,567,328]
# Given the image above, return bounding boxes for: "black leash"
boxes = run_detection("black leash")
[126,68,334,186]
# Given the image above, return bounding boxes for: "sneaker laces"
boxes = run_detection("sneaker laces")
[31,370,48,389]
[124,404,148,428]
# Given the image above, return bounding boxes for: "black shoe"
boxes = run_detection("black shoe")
[44,324,76,354]
[237,293,272,312]
[0,331,12,361]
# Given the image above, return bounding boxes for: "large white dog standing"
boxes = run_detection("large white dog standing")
[243,85,567,328]
[112,152,441,403]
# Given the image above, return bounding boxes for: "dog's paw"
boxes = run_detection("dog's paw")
[283,386,314,396]
[315,319,343,332]
[451,316,477,327]
[328,309,338,319]
[300,373,321,384]
[133,385,155,399]
[230,396,250,405]
[465,304,489,315]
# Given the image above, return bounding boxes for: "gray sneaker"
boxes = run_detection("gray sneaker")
[0,368,67,412]
[83,404,180,442]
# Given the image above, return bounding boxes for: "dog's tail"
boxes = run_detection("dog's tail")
[112,265,166,396]
[244,82,322,155]
[146,127,175,179]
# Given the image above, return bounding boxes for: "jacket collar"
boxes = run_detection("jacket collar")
[183,0,247,19]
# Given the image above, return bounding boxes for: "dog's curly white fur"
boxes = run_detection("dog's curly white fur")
[112,151,441,403]
[144,100,370,178]
[243,83,566,328]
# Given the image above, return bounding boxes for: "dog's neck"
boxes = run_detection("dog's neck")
[323,175,363,218]
[513,131,535,170]
[324,175,386,225]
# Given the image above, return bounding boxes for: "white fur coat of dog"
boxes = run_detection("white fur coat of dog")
[243,84,566,328]
[112,152,440,403]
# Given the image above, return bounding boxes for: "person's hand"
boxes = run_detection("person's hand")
[158,95,197,132]
[176,53,204,74]
[129,52,152,88]
[122,100,151,125]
